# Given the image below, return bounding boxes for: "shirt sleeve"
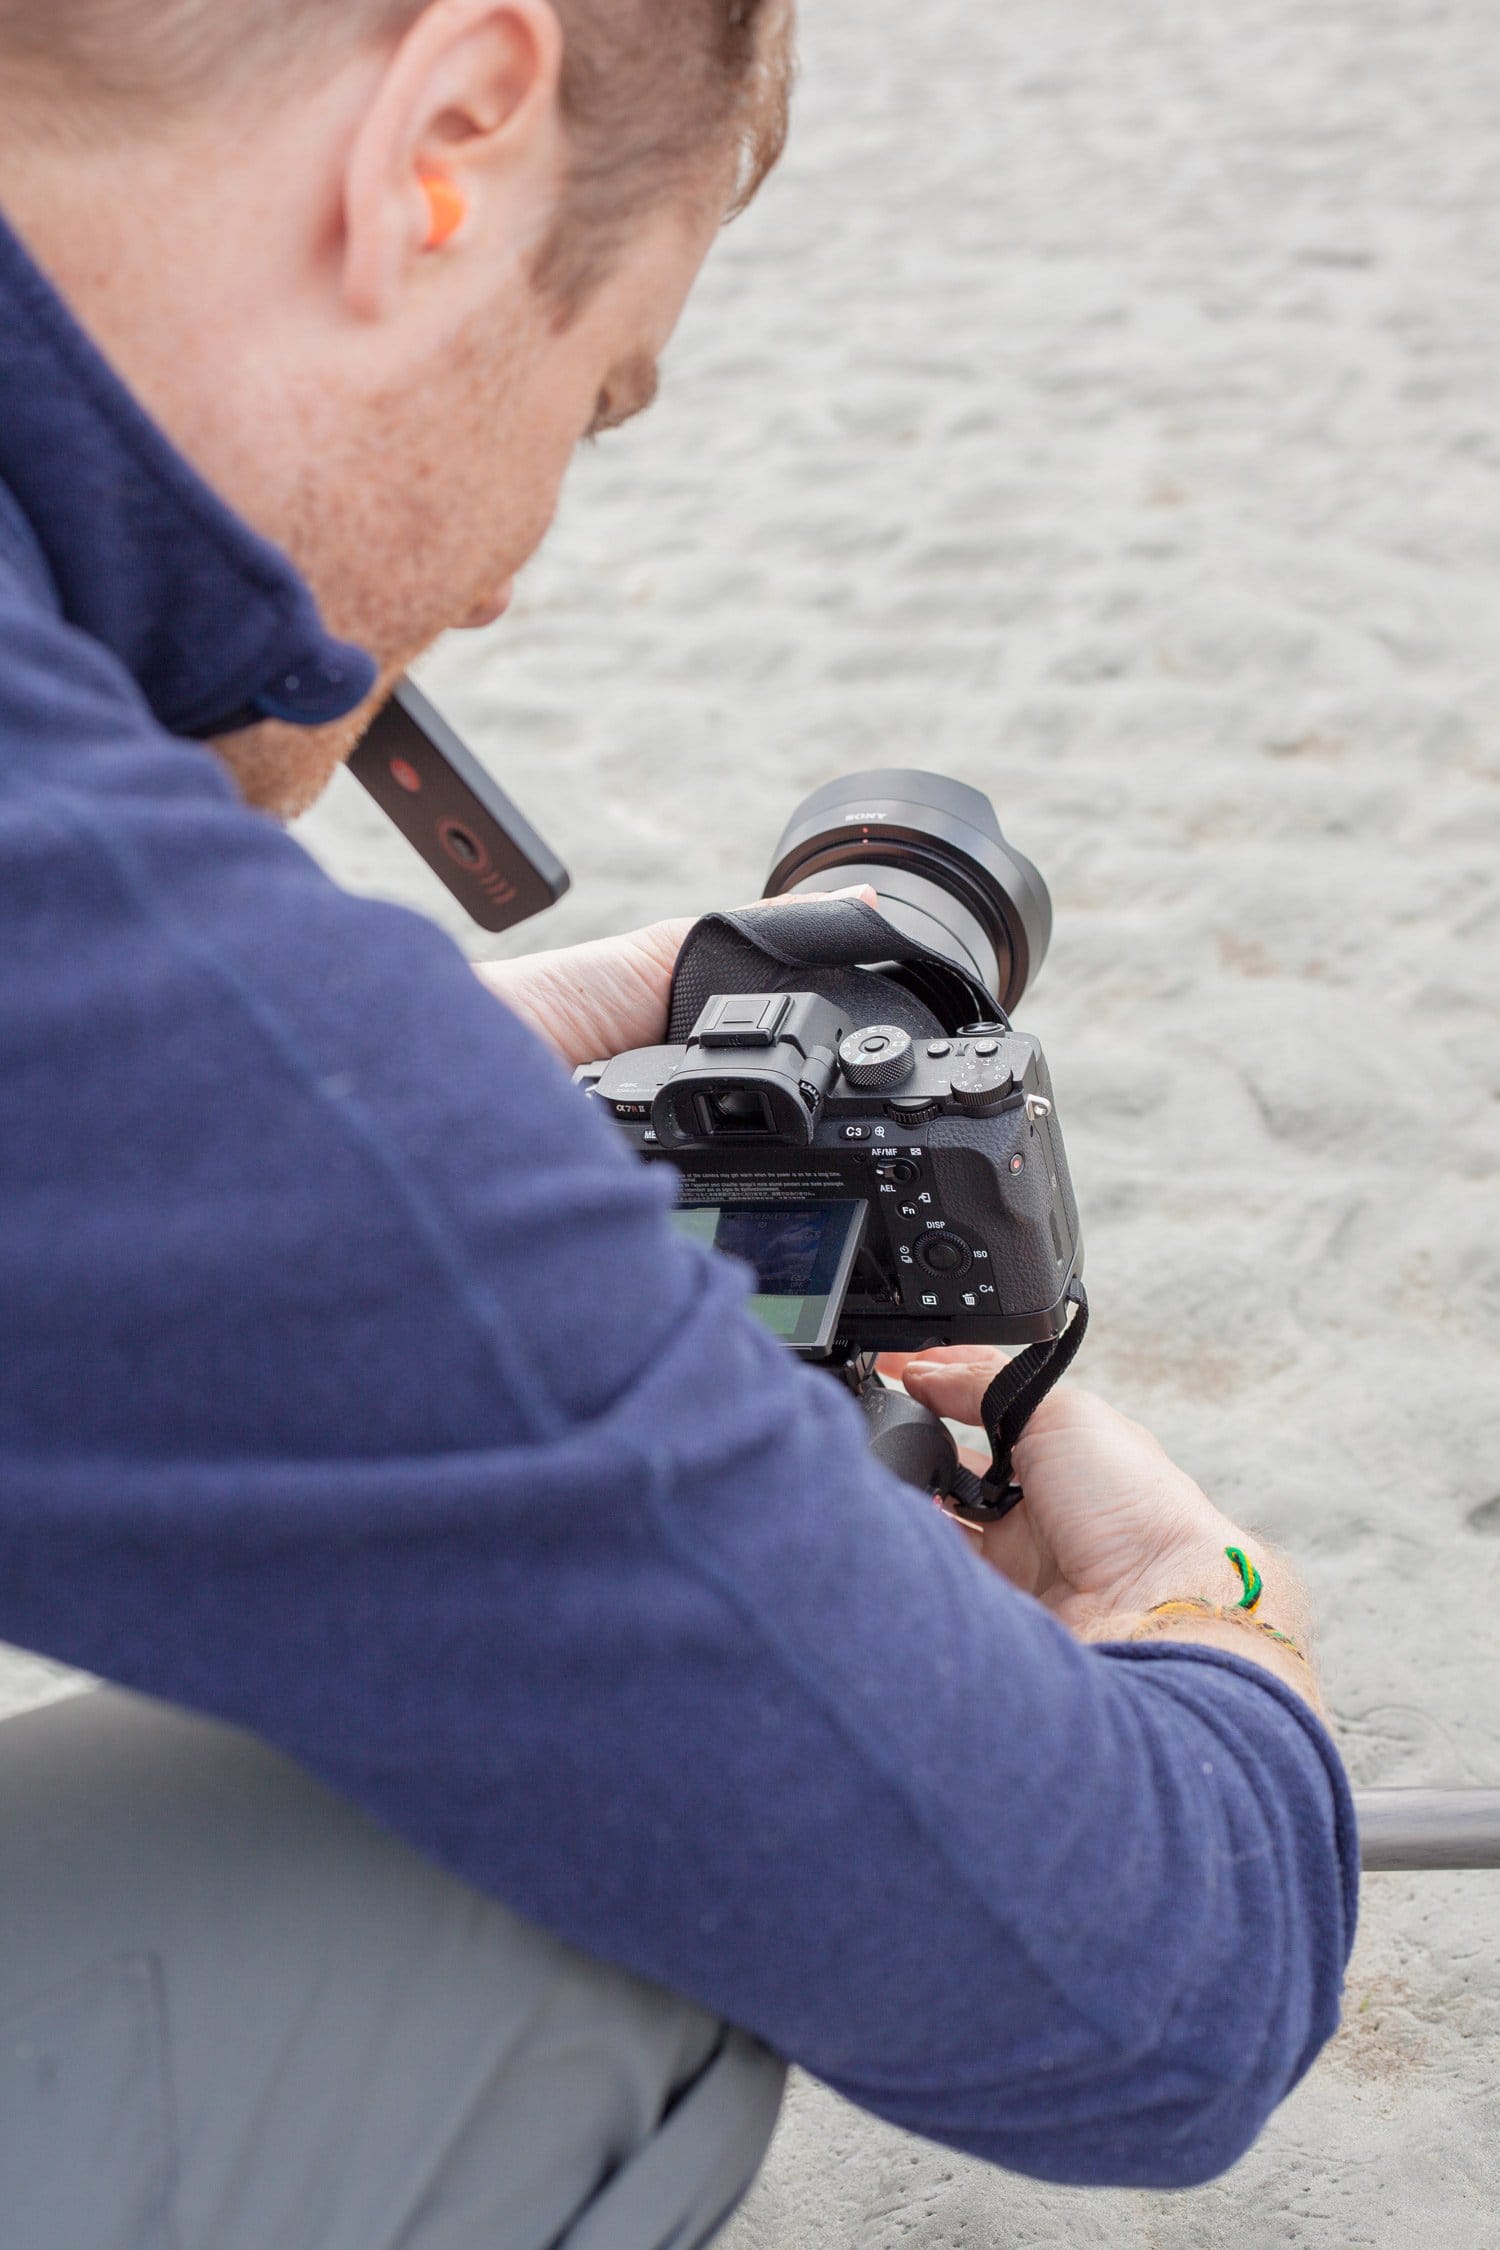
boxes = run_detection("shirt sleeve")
[0,598,1359,2188]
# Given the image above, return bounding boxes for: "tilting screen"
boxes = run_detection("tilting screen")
[670,1199,865,1354]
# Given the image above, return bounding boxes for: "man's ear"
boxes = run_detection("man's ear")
[342,0,565,322]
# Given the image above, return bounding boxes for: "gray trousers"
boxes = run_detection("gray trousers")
[0,1689,784,2250]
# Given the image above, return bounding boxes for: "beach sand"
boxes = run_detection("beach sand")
[8,0,1499,2239]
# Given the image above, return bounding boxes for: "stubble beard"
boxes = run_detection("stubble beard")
[211,308,547,819]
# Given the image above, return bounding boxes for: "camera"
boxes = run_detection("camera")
[576,772,1086,1513]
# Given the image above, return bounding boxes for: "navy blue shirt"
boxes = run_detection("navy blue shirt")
[0,206,1356,2187]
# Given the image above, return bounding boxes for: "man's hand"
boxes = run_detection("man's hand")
[473,918,697,1072]
[889,1356,1325,1712]
[474,888,876,1072]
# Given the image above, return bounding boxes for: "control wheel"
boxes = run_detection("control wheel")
[915,1231,972,1278]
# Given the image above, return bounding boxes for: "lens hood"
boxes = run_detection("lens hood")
[764,770,1052,1014]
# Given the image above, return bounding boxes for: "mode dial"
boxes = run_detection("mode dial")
[838,1024,915,1091]
[950,1054,1017,1115]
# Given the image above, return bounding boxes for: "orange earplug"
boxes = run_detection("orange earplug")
[418,171,466,251]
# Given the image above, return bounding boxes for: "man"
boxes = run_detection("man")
[0,1,1357,2242]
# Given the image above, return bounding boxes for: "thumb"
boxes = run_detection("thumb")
[901,1352,1010,1428]
[762,884,879,909]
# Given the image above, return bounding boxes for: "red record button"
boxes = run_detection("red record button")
[388,756,422,794]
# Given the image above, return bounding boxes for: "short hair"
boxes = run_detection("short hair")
[0,0,793,315]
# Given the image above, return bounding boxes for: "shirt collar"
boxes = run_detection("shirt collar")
[0,203,376,739]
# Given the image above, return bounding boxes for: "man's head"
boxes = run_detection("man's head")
[0,0,793,809]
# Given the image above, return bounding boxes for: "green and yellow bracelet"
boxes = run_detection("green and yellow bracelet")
[1131,1549,1306,1663]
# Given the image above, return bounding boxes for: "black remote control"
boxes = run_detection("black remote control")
[347,676,570,935]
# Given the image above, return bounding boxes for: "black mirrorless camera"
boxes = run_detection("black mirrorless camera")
[577,773,1087,1519]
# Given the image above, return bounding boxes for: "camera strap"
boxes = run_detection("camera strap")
[942,1277,1090,1525]
[665,899,1004,1045]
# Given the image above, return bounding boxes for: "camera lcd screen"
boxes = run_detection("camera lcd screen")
[671,1199,865,1355]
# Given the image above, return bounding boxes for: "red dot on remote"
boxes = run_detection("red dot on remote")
[389,757,422,794]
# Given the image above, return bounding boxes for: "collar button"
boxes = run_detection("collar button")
[251,643,369,726]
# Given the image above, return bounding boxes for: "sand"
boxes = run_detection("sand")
[6,0,1499,2239]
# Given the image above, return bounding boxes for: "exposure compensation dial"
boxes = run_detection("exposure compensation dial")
[949,1048,1017,1115]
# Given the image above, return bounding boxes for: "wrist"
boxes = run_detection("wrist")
[472,918,693,1071]
[1118,1528,1300,1630]
[1093,1537,1326,1713]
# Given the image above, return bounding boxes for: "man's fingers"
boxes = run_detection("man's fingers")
[900,1355,1009,1426]
[751,884,879,911]
[881,1346,1008,1372]
[901,1362,1137,1448]
[879,1346,1011,1390]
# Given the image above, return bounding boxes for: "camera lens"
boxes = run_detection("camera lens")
[763,770,1051,1013]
